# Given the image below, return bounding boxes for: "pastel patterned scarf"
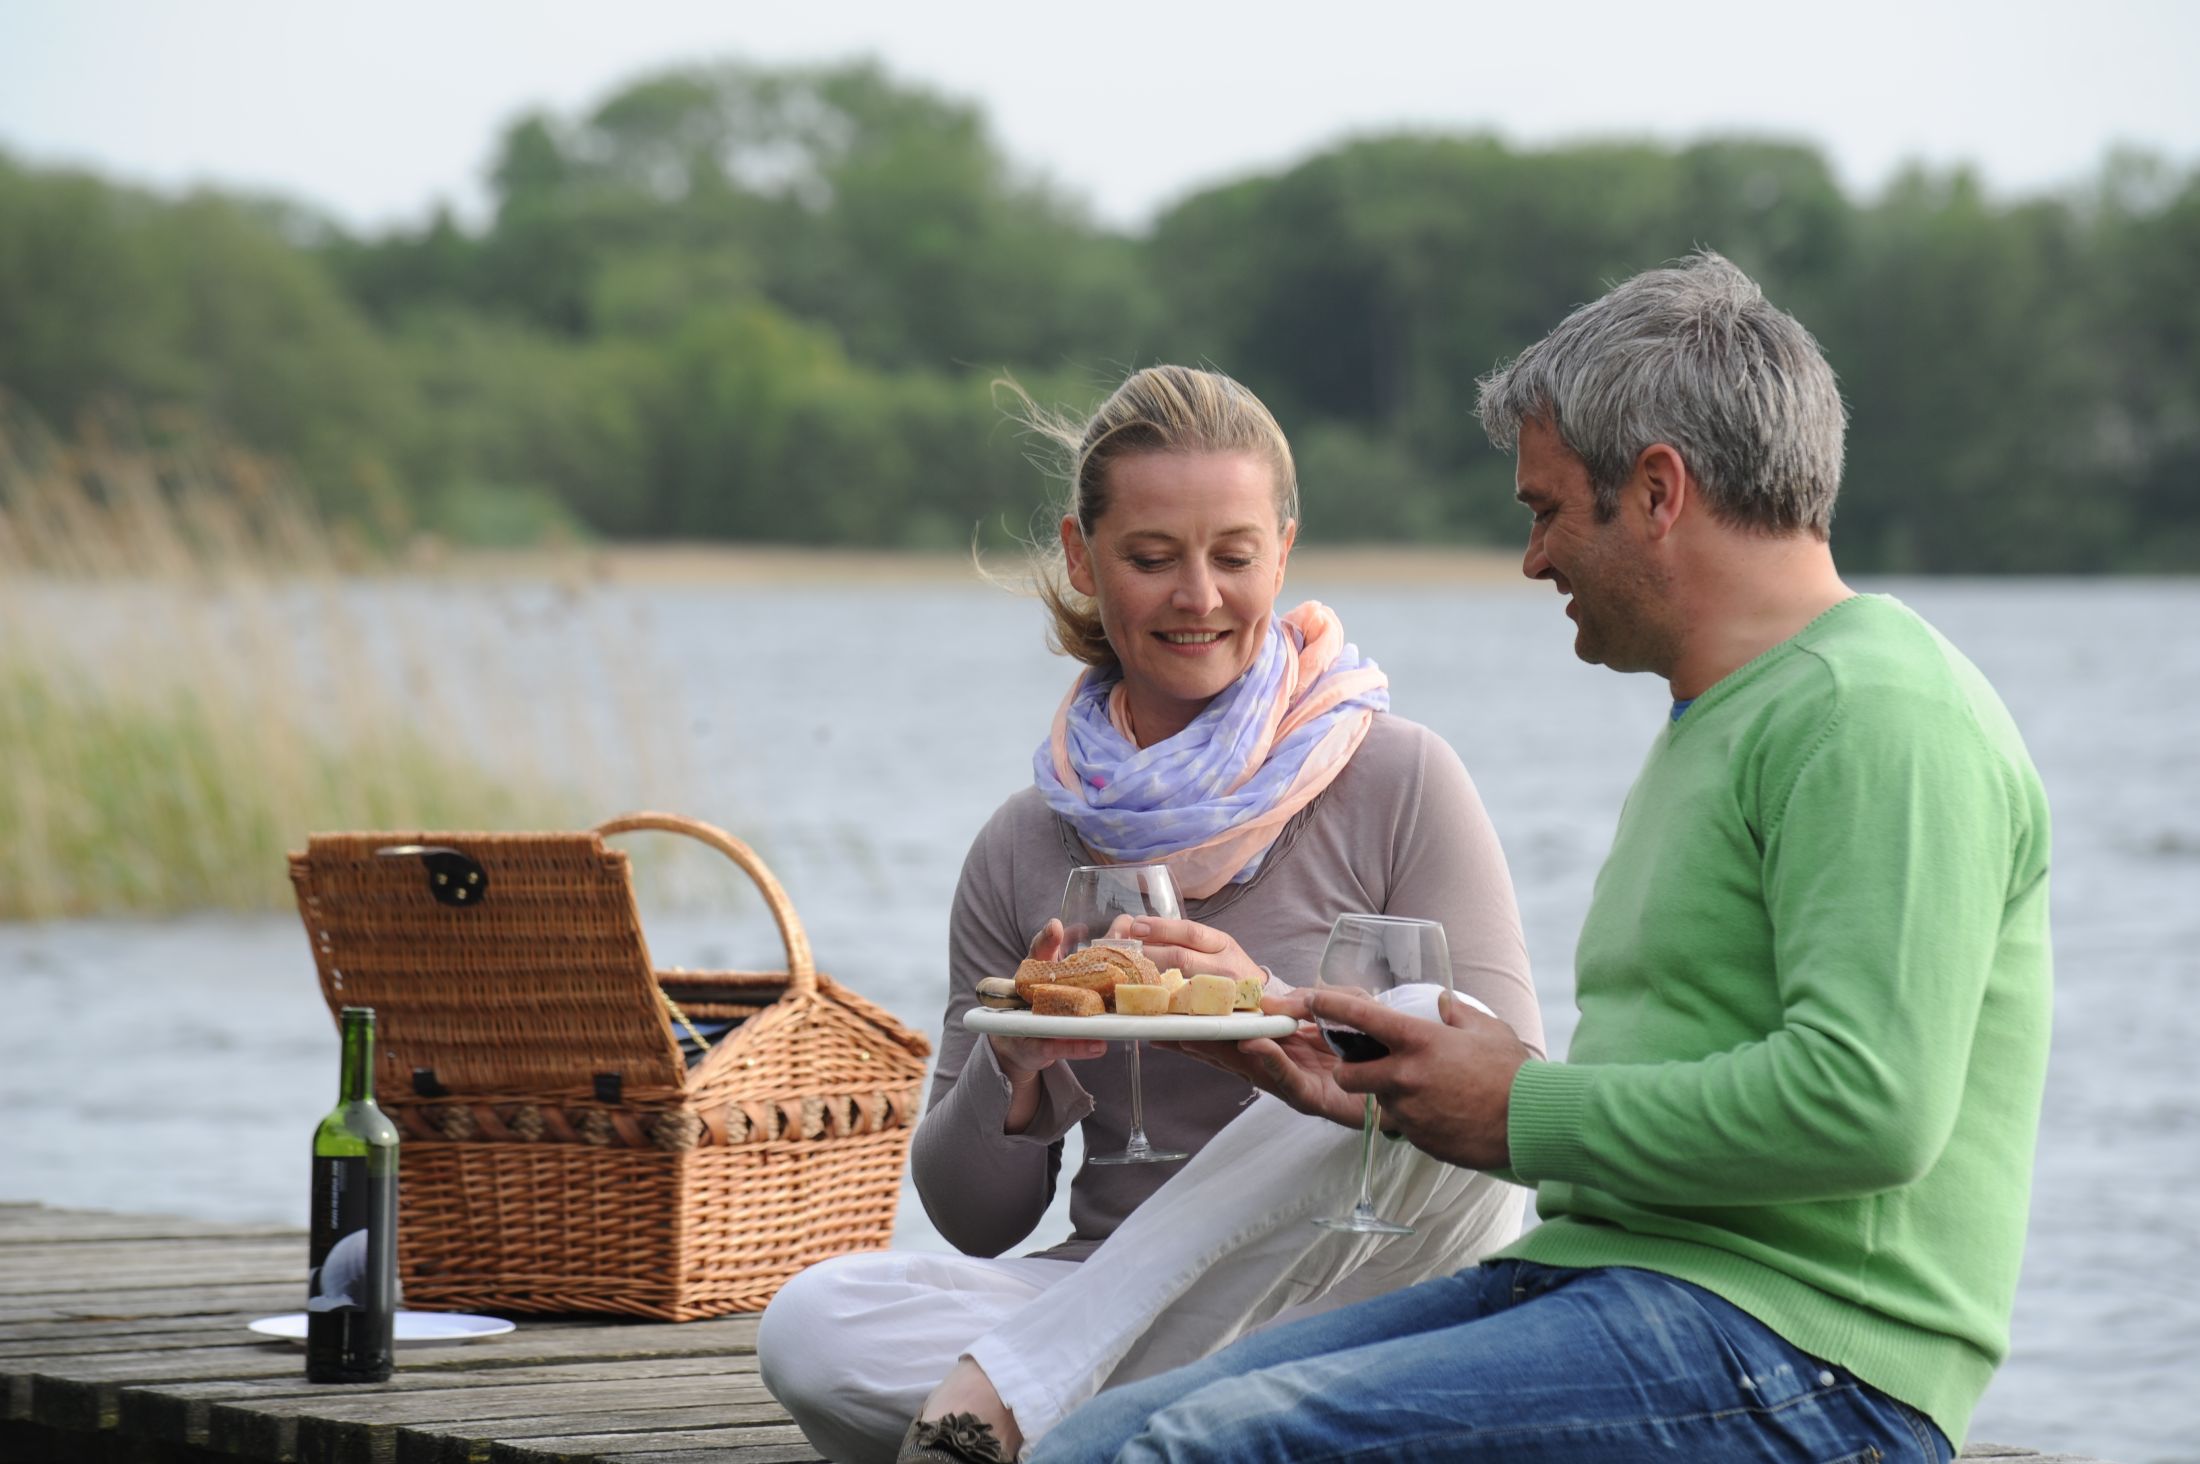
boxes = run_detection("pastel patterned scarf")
[1035,601,1390,898]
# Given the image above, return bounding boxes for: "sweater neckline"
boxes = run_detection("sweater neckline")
[1666,593,1881,736]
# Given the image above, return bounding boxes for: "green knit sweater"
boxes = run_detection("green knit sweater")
[1500,595,2052,1446]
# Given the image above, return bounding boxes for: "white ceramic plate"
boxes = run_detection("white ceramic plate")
[964,1008,1298,1042]
[248,1311,516,1345]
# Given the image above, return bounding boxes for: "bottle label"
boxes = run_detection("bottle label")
[306,1154,397,1375]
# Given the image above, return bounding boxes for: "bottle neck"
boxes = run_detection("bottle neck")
[337,1010,377,1105]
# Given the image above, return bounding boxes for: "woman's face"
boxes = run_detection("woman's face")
[1062,450,1296,746]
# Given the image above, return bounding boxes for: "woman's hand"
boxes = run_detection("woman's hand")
[1117,917,1272,990]
[984,918,1107,1089]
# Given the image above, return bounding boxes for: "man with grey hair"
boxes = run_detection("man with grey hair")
[1028,253,2052,1463]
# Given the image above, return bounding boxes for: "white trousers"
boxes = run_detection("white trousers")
[758,1063,1526,1464]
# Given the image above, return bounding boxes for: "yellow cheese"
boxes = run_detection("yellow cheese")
[1167,982,1198,1014]
[1159,967,1188,991]
[1231,974,1266,1011]
[1113,983,1169,1015]
[1186,973,1235,1016]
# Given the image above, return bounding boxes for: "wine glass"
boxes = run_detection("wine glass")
[1060,863,1187,1166]
[1311,914,1451,1234]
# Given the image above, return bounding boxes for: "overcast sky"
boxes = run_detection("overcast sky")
[4,0,2197,233]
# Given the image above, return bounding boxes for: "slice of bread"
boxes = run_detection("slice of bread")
[1028,983,1105,1017]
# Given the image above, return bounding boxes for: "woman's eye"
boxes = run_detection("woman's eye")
[1130,557,1170,572]
[1215,556,1255,571]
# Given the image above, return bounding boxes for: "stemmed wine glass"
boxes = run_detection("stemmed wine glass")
[1060,863,1187,1166]
[1311,914,1451,1234]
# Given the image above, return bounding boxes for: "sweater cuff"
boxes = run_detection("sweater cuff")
[1506,1059,1597,1185]
[969,1034,1095,1144]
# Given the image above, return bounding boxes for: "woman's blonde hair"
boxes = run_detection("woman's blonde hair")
[1001,365,1298,668]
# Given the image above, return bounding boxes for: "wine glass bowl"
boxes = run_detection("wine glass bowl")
[1311,914,1452,1235]
[1059,865,1180,950]
[1060,864,1187,1166]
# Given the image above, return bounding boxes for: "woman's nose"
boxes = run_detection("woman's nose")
[1173,564,1222,613]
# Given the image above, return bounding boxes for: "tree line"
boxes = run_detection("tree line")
[2,59,2194,571]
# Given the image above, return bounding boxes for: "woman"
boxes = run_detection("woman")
[757,365,1543,1463]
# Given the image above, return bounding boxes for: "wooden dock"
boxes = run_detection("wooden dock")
[0,1203,2115,1463]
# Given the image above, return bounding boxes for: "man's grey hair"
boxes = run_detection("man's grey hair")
[1476,251,1847,537]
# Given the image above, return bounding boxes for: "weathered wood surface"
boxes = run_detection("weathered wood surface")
[0,1203,816,1463]
[0,1202,2114,1463]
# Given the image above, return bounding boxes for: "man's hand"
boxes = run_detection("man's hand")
[1158,1001,1367,1130]
[1162,988,1531,1163]
[1311,987,1533,1171]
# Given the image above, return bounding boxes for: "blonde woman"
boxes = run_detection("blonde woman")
[757,366,1544,1464]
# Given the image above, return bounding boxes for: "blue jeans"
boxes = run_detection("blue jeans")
[1028,1262,1953,1464]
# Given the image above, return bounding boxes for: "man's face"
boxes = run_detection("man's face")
[1514,419,1672,675]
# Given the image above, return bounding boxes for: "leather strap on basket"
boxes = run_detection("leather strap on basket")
[593,811,817,998]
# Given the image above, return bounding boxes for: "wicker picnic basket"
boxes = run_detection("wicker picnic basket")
[286,811,931,1321]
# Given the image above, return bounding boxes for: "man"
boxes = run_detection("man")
[1026,252,2052,1463]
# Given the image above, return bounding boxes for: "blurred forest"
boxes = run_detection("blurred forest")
[3,58,2196,572]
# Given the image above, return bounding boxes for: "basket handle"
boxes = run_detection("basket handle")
[593,811,816,998]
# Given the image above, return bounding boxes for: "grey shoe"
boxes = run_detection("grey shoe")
[897,1411,1011,1464]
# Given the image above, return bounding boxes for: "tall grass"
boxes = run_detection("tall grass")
[0,400,673,920]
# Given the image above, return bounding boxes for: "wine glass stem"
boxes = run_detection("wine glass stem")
[1354,1094,1380,1212]
[1127,1040,1148,1143]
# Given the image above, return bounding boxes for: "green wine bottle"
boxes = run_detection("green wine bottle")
[306,1005,399,1383]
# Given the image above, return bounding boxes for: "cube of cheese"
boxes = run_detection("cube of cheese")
[1113,983,1168,1016]
[1231,974,1266,1011]
[1166,981,1197,1014]
[1158,967,1188,992]
[1185,973,1235,1016]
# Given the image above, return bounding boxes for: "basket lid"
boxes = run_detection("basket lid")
[289,831,688,1101]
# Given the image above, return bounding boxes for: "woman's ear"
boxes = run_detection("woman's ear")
[1274,518,1298,590]
[1061,514,1097,597]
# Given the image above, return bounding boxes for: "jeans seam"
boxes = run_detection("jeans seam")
[1898,1399,1944,1462]
[1290,1380,1869,1463]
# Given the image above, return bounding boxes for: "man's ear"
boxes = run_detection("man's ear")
[1061,515,1096,596]
[1634,443,1691,541]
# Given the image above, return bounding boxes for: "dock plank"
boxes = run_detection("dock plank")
[0,1203,2114,1464]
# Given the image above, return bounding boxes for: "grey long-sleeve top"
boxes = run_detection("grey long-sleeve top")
[910,715,1543,1262]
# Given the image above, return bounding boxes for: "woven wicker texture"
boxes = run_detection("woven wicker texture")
[288,811,932,1320]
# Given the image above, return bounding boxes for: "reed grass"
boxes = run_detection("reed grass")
[0,398,679,920]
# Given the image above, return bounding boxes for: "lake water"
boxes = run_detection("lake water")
[2,572,2194,1463]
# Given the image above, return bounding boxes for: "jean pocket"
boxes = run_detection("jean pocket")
[1816,1450,1882,1464]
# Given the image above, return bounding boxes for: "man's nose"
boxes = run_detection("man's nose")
[1522,529,1552,582]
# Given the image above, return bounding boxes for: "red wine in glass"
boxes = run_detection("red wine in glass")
[1320,1025,1391,1064]
[1311,913,1451,1236]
